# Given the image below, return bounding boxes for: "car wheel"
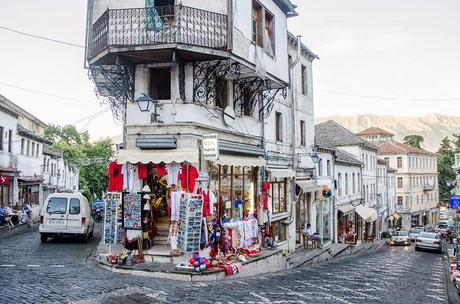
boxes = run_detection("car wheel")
[40,234,48,243]
[415,246,419,251]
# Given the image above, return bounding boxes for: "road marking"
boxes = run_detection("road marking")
[27,264,40,267]
[49,265,65,268]
[0,264,15,267]
[249,292,270,302]
[426,295,445,301]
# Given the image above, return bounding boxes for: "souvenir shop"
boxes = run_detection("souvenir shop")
[103,148,281,274]
[337,204,359,244]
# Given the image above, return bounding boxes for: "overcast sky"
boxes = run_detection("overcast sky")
[0,0,459,140]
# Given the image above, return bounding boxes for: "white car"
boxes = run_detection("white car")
[390,231,410,246]
[415,232,443,253]
[39,193,94,243]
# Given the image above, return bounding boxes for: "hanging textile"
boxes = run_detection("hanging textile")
[145,0,164,32]
[108,161,123,192]
[178,163,199,193]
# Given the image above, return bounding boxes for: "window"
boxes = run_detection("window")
[69,198,81,215]
[357,173,361,190]
[26,140,30,156]
[397,177,403,188]
[275,112,282,142]
[150,68,171,100]
[36,144,40,157]
[337,173,342,196]
[264,9,275,55]
[352,173,356,194]
[252,1,263,47]
[300,120,305,146]
[317,159,323,176]
[32,142,35,157]
[326,160,331,176]
[345,173,349,195]
[215,77,228,109]
[270,178,287,214]
[397,157,402,168]
[21,138,25,155]
[301,65,308,95]
[8,130,12,153]
[0,126,3,151]
[46,197,67,214]
[397,196,403,205]
[365,155,368,169]
[271,220,286,242]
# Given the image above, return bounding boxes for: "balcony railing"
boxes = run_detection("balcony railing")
[89,5,228,59]
[423,184,434,191]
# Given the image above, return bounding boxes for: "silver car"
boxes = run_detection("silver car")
[390,231,410,246]
[415,232,443,253]
[409,228,423,242]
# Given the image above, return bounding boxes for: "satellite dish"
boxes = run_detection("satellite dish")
[223,106,236,128]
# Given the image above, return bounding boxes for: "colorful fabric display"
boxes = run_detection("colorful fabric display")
[153,162,168,177]
[137,163,148,179]
[178,163,199,193]
[166,162,180,185]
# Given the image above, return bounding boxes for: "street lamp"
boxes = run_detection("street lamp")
[311,152,320,164]
[135,94,155,112]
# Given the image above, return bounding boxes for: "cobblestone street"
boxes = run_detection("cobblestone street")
[0,226,455,304]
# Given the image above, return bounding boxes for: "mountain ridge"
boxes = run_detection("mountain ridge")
[316,113,460,153]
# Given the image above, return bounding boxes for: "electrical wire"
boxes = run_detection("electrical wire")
[0,25,85,48]
[0,81,100,104]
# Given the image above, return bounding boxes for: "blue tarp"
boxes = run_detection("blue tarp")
[450,195,460,208]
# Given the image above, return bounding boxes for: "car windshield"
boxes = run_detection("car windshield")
[419,232,438,239]
[46,197,68,214]
[410,229,421,233]
[437,224,448,228]
[393,231,408,236]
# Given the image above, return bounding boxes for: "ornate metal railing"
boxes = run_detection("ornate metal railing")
[89,5,228,58]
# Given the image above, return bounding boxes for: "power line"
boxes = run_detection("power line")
[72,107,110,125]
[0,81,100,104]
[0,25,85,48]
[316,88,396,100]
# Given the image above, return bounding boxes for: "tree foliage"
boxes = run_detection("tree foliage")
[403,135,424,149]
[44,124,113,200]
[437,136,455,203]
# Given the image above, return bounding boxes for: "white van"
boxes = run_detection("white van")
[39,192,94,243]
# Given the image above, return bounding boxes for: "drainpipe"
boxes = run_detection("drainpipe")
[283,35,302,227]
[332,150,337,243]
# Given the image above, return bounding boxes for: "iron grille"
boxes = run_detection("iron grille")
[89,5,228,58]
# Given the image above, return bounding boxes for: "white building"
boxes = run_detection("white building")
[86,0,318,256]
[315,120,380,242]
[357,127,439,231]
[454,153,460,194]
[0,94,79,218]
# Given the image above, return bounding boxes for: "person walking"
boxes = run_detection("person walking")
[22,202,33,227]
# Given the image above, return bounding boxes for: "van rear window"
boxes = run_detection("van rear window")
[46,197,68,214]
[69,198,81,215]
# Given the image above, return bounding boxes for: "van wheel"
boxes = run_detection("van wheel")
[40,234,48,243]
[88,229,94,239]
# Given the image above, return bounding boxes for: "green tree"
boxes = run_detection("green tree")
[44,125,113,200]
[437,136,455,203]
[403,135,424,149]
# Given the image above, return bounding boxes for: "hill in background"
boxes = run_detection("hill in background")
[316,113,460,152]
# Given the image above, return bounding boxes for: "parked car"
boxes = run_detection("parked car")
[39,192,94,243]
[409,228,424,242]
[435,220,454,234]
[415,232,443,253]
[390,231,410,246]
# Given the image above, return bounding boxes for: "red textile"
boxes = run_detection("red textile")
[200,190,211,217]
[178,164,199,193]
[107,161,123,192]
[137,163,148,179]
[153,162,168,177]
[262,181,270,209]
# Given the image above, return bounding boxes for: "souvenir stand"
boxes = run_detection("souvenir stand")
[102,192,124,262]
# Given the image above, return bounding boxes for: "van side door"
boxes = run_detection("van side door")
[67,198,82,231]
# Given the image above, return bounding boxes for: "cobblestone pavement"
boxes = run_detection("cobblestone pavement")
[0,226,452,304]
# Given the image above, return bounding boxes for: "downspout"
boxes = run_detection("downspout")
[332,150,336,243]
[283,35,302,226]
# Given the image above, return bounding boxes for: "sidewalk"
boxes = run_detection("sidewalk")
[95,239,388,281]
[0,221,38,239]
[286,239,388,269]
[444,242,460,304]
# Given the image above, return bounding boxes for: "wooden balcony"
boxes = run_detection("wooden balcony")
[88,5,228,64]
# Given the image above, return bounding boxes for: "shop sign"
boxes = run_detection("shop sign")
[0,175,10,186]
[203,134,219,160]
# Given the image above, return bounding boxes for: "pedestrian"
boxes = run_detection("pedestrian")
[3,204,14,227]
[21,202,33,227]
[0,205,6,226]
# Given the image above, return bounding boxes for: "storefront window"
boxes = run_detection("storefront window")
[270,178,287,214]
[272,220,286,242]
[213,165,256,219]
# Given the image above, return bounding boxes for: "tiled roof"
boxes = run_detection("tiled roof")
[315,120,378,151]
[335,149,362,166]
[43,144,64,158]
[378,141,436,156]
[356,127,394,136]
[17,124,51,144]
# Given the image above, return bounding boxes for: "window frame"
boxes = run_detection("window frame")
[301,64,308,96]
[300,120,305,146]
[69,198,81,215]
[271,220,287,242]
[270,178,287,214]
[397,157,403,168]
[275,112,283,142]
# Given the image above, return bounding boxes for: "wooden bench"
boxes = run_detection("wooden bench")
[302,233,319,249]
